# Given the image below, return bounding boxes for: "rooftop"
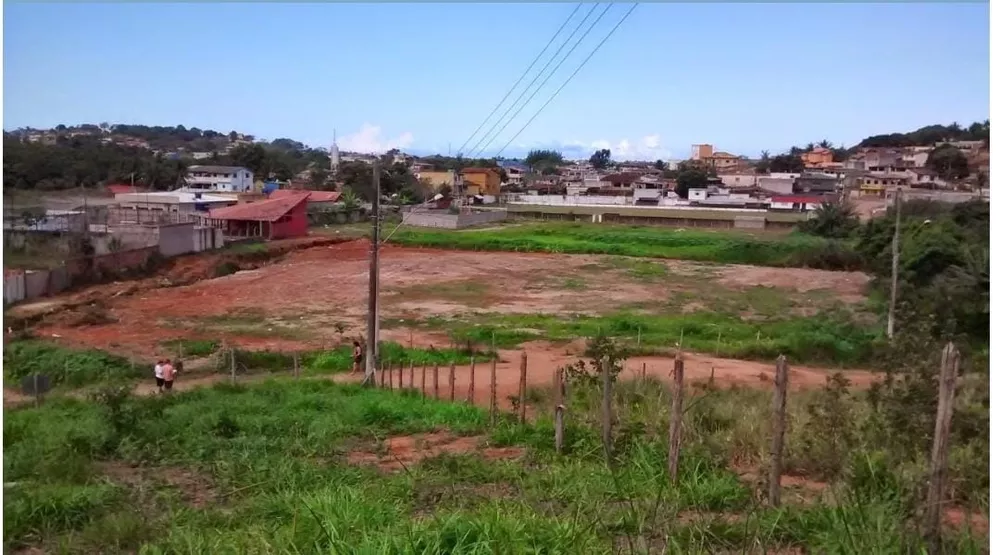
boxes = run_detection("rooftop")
[208,192,310,222]
[188,165,251,174]
[270,189,341,203]
[115,191,236,204]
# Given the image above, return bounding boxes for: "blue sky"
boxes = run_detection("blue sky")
[3,2,989,160]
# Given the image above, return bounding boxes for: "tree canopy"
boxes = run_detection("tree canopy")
[525,149,564,172]
[589,149,611,170]
[674,161,710,199]
[926,145,970,181]
[855,121,989,149]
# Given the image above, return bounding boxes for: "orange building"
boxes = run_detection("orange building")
[801,147,834,168]
[460,167,501,196]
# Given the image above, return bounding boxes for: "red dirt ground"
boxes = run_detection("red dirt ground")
[346,431,524,472]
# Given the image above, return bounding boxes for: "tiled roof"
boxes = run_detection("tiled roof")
[461,167,499,175]
[772,195,825,204]
[208,193,309,222]
[270,189,341,203]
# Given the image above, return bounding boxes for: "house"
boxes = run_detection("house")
[204,192,310,240]
[801,147,834,168]
[718,173,758,188]
[460,167,502,196]
[418,170,457,189]
[905,168,942,188]
[859,174,908,198]
[599,172,642,190]
[770,195,825,212]
[186,165,255,193]
[269,189,341,206]
[115,191,237,216]
[794,172,840,194]
[758,176,795,195]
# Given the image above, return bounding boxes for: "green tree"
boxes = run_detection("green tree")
[589,149,611,170]
[926,144,970,181]
[653,159,665,171]
[674,162,709,199]
[525,149,564,172]
[769,152,805,173]
[755,150,771,174]
[798,201,859,238]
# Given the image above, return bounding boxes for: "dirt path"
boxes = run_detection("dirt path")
[4,342,879,410]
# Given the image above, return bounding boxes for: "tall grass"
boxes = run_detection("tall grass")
[3,340,144,388]
[422,310,879,366]
[389,223,862,270]
[2,378,985,553]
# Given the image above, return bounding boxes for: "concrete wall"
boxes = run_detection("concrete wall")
[157,222,197,257]
[4,272,25,304]
[406,210,507,229]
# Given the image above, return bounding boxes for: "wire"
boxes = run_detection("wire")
[464,3,601,159]
[471,3,613,159]
[494,3,638,159]
[454,4,583,158]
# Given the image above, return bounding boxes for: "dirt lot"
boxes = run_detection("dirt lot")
[11,239,874,393]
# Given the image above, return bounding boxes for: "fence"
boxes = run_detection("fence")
[364,343,964,548]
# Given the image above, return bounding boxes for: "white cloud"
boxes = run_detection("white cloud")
[642,134,660,149]
[506,134,674,161]
[338,123,414,154]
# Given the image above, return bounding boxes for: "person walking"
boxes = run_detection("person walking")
[352,341,363,374]
[161,358,176,392]
[154,359,165,393]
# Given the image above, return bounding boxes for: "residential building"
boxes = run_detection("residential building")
[460,167,502,196]
[418,170,457,189]
[934,140,986,154]
[115,191,237,215]
[186,165,255,193]
[599,172,642,191]
[770,195,825,212]
[801,147,834,168]
[718,173,759,188]
[859,174,907,197]
[691,144,714,160]
[269,189,342,207]
[205,192,310,240]
[504,165,527,186]
[758,176,795,195]
[704,151,742,171]
[794,172,840,194]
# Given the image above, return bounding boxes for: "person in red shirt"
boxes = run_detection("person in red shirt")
[161,359,176,392]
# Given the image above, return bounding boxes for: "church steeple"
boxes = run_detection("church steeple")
[329,129,340,172]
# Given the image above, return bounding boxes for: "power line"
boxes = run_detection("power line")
[455,4,583,157]
[494,3,638,159]
[471,3,613,159]
[464,3,600,159]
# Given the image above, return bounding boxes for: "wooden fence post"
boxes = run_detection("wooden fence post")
[449,362,456,401]
[386,362,392,391]
[409,362,415,390]
[519,351,528,424]
[433,364,440,399]
[490,357,498,426]
[555,368,565,455]
[768,355,789,507]
[467,357,476,404]
[421,365,427,397]
[230,348,236,385]
[601,355,613,465]
[293,353,300,379]
[668,352,685,482]
[398,361,403,390]
[925,342,960,553]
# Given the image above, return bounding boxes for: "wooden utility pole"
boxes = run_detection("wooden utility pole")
[601,355,613,465]
[926,343,960,553]
[554,368,565,454]
[667,352,685,483]
[449,362,456,401]
[467,358,476,404]
[363,159,381,386]
[768,355,790,506]
[519,351,528,424]
[489,357,498,426]
[888,188,902,339]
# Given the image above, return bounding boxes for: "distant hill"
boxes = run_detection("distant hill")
[854,121,989,149]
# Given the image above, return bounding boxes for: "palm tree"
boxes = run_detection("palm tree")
[340,189,361,211]
[818,139,832,149]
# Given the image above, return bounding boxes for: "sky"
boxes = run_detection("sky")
[3,2,990,161]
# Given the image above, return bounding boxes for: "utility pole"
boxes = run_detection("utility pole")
[887,187,902,340]
[363,159,381,386]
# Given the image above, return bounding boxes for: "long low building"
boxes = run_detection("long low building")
[114,191,237,216]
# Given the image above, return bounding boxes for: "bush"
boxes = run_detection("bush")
[3,341,143,388]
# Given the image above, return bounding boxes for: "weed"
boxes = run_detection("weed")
[3,340,143,388]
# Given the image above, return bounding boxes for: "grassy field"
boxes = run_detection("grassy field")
[387,223,862,270]
[4,375,985,553]
[390,309,880,366]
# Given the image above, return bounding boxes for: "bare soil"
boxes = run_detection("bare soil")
[19,239,870,361]
[346,431,524,472]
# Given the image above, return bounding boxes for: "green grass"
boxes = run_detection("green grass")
[3,340,144,388]
[405,310,880,366]
[225,341,496,374]
[3,378,985,553]
[388,223,862,270]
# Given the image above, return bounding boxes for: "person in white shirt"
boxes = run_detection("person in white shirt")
[154,360,165,393]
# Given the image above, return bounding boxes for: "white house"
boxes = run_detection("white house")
[185,165,254,192]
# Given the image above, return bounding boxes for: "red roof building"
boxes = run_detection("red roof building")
[270,189,341,203]
[206,192,310,240]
